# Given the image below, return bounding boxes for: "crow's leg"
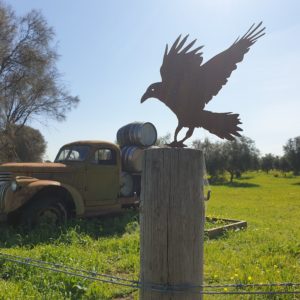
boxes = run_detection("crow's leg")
[167,125,194,148]
[166,124,183,147]
[176,127,195,147]
[174,124,183,142]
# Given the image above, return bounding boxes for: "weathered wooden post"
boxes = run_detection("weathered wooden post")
[140,147,205,300]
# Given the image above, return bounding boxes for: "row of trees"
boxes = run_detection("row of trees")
[192,136,259,182]
[0,2,78,162]
[260,137,300,175]
[156,134,300,181]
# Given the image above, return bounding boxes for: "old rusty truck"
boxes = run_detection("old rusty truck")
[0,122,157,226]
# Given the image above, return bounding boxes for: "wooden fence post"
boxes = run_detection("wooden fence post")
[140,148,205,300]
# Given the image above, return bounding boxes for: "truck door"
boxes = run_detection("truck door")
[85,147,120,205]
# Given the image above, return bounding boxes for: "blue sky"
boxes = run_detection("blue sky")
[7,0,300,160]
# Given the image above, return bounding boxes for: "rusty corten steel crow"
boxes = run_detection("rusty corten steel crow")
[141,22,265,147]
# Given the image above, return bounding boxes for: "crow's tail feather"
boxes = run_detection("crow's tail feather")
[200,110,242,140]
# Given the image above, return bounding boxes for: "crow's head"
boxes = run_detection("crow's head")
[141,82,164,103]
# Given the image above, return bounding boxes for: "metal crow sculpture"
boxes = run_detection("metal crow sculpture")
[141,22,265,147]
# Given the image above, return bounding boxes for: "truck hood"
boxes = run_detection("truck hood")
[0,162,72,174]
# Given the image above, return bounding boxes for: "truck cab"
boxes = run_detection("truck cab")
[0,141,138,226]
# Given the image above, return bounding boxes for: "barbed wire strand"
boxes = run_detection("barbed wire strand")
[0,252,137,284]
[202,291,300,295]
[139,283,300,295]
[204,282,300,288]
[0,255,139,289]
[3,252,299,289]
[0,252,300,295]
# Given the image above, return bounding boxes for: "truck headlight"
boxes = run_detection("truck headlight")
[11,181,18,192]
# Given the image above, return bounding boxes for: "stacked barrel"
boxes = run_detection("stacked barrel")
[117,122,157,197]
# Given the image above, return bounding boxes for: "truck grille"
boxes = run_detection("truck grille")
[0,173,12,212]
[0,182,10,212]
[0,172,13,182]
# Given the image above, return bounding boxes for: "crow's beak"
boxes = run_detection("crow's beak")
[140,93,149,103]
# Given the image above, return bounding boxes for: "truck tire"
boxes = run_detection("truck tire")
[21,196,68,227]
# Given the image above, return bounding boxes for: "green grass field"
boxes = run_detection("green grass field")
[0,172,299,299]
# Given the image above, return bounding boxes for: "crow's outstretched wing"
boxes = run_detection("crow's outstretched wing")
[160,35,204,81]
[199,22,265,105]
[160,35,204,108]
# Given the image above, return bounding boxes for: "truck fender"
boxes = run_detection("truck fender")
[60,183,85,215]
[4,180,85,216]
[28,180,85,216]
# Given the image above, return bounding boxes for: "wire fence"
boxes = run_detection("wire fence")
[0,251,299,296]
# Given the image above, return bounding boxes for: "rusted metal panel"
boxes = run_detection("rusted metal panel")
[62,140,120,150]
[0,141,124,219]
[0,162,68,173]
[141,23,265,147]
[2,180,60,213]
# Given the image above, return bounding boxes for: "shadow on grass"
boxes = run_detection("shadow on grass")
[211,181,260,188]
[235,176,254,180]
[276,173,297,179]
[292,182,300,186]
[0,210,139,249]
[204,231,229,241]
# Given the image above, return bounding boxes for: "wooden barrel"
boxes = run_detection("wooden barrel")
[117,122,157,147]
[121,146,144,173]
[120,172,134,197]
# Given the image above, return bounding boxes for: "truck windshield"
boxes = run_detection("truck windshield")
[55,145,90,162]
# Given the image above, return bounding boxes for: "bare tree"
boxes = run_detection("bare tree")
[0,3,79,138]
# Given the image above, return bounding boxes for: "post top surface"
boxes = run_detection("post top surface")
[145,147,203,155]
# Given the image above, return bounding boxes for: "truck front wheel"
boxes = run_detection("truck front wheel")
[21,196,68,227]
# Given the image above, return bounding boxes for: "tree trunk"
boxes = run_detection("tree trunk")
[229,171,234,183]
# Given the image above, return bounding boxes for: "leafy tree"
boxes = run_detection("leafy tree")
[0,3,79,143]
[283,136,300,175]
[222,136,259,182]
[192,138,226,181]
[0,124,46,162]
[261,153,276,173]
[278,155,291,174]
[273,155,280,170]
